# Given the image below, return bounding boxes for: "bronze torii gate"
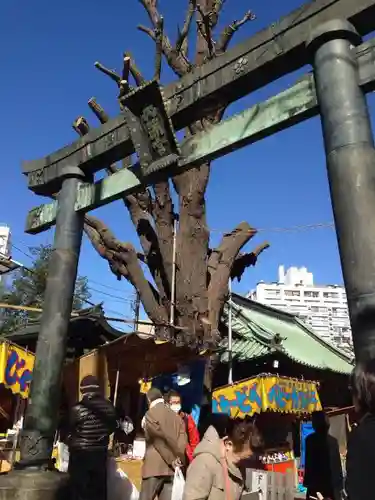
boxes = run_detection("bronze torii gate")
[6,0,375,489]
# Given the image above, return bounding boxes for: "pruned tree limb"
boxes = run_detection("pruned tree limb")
[94,62,121,85]
[84,215,169,324]
[138,24,192,76]
[210,0,225,30]
[216,10,256,54]
[207,222,258,339]
[154,16,164,80]
[176,0,197,57]
[124,52,146,87]
[88,98,110,123]
[138,0,160,27]
[231,242,270,282]
[72,114,170,298]
[196,3,215,58]
[72,116,90,136]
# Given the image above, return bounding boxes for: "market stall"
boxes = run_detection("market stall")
[0,340,34,471]
[62,327,207,486]
[212,374,322,476]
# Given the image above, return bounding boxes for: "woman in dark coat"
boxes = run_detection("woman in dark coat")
[346,358,375,500]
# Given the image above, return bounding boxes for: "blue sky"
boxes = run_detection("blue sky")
[1,0,373,331]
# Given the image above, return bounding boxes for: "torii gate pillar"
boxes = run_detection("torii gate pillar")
[308,19,375,363]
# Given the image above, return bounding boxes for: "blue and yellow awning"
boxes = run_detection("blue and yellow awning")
[212,374,322,418]
[0,341,34,399]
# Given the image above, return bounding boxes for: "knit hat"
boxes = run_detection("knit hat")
[80,375,100,394]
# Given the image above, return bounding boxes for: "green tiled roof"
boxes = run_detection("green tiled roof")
[220,293,354,374]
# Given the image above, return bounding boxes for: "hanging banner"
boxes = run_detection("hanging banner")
[0,341,34,398]
[212,375,322,417]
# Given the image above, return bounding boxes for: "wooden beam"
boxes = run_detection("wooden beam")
[23,0,375,195]
[25,37,375,235]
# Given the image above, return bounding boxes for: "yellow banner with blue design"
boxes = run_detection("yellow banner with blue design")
[0,341,34,399]
[212,375,322,417]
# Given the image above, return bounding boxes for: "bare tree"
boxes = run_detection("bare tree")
[74,0,269,349]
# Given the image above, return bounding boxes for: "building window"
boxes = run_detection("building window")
[285,290,300,297]
[323,291,339,299]
[304,291,319,298]
[264,288,281,297]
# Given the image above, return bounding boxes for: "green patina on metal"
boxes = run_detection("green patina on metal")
[26,76,317,234]
[25,35,375,234]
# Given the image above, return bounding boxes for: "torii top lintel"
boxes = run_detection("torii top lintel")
[22,0,375,196]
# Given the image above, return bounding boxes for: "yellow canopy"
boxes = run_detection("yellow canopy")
[212,374,322,418]
[0,341,34,399]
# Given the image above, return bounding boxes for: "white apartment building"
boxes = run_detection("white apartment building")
[249,265,352,348]
[0,225,11,258]
[0,225,12,281]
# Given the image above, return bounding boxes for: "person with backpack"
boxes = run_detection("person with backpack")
[167,389,200,463]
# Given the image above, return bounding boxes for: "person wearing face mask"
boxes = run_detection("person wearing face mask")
[140,388,187,500]
[183,417,263,500]
[167,390,200,463]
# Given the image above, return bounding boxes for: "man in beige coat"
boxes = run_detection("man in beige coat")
[140,388,187,500]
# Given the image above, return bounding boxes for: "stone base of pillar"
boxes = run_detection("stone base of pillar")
[0,469,69,500]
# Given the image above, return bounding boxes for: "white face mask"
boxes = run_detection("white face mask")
[170,404,181,413]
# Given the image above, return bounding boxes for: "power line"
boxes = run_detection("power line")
[88,287,134,303]
[209,222,335,235]
[88,278,133,294]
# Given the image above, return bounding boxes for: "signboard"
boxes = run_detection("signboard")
[0,341,34,398]
[212,375,322,417]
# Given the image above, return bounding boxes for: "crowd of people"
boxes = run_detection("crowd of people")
[61,359,375,500]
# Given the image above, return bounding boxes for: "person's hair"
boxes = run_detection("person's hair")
[166,389,181,402]
[350,359,375,414]
[80,375,100,395]
[226,416,263,453]
[311,411,329,433]
[147,387,163,403]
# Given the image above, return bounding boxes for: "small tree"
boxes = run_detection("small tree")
[74,0,269,348]
[0,244,91,334]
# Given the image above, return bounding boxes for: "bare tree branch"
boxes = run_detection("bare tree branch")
[137,0,193,76]
[210,0,225,29]
[176,0,197,57]
[231,242,270,282]
[138,0,160,27]
[123,52,146,87]
[207,222,258,340]
[72,113,170,297]
[84,215,169,324]
[72,116,90,136]
[196,4,215,58]
[138,24,192,76]
[216,10,256,54]
[88,98,110,123]
[122,55,131,85]
[94,61,121,85]
[154,16,164,80]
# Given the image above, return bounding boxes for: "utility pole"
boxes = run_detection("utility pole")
[132,290,140,332]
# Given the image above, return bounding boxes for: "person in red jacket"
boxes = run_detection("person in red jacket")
[166,389,200,463]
